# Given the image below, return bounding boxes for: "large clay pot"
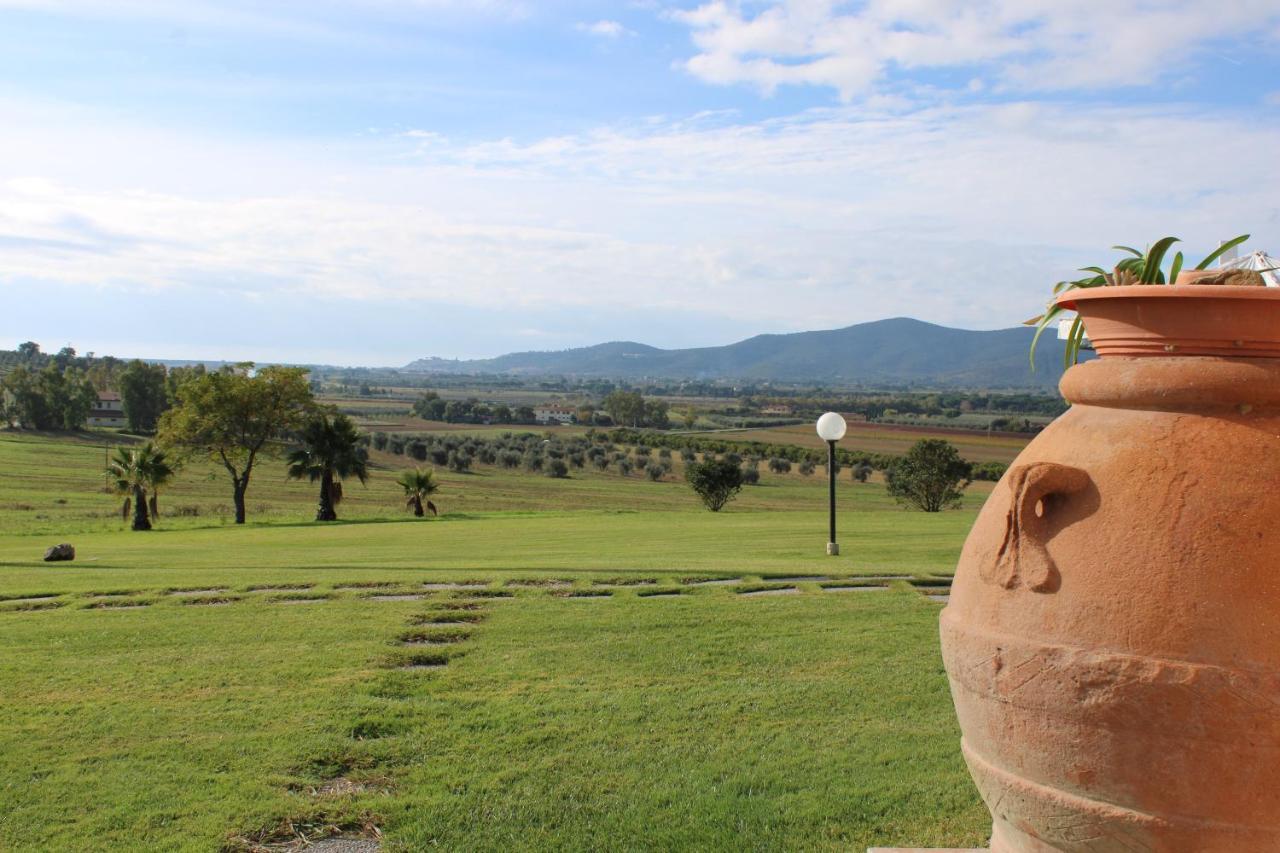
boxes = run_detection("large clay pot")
[941,284,1280,852]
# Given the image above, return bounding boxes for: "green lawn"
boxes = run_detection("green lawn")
[0,431,990,851]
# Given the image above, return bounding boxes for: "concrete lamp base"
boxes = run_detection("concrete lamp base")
[826,542,840,556]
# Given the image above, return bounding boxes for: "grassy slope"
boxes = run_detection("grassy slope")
[0,431,992,851]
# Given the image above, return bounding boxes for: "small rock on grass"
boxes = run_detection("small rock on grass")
[43,543,75,562]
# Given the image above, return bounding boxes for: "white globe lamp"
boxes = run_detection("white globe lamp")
[816,412,847,555]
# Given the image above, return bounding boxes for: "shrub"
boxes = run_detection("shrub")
[798,459,815,476]
[499,451,521,469]
[971,460,1009,482]
[408,440,428,462]
[371,432,389,451]
[658,447,672,459]
[592,455,610,471]
[685,459,744,512]
[634,454,650,470]
[617,459,633,476]
[741,467,760,485]
[680,448,696,462]
[429,447,449,465]
[852,463,873,483]
[447,451,472,473]
[389,436,407,455]
[885,439,972,512]
[523,451,544,472]
[768,457,791,474]
[568,452,585,468]
[645,462,664,481]
[546,459,569,478]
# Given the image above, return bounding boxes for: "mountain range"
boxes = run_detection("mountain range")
[404,317,1078,389]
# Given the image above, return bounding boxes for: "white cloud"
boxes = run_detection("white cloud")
[1,96,1277,343]
[672,1,1280,100]
[577,19,631,38]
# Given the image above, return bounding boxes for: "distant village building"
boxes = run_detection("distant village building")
[534,405,575,425]
[88,391,126,428]
[760,404,793,416]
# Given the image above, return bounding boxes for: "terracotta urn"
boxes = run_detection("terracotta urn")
[941,283,1280,852]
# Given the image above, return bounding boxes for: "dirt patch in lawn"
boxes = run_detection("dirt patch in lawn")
[761,575,831,583]
[820,584,889,592]
[82,599,152,609]
[636,588,684,598]
[737,584,799,597]
[245,583,316,592]
[504,578,571,588]
[181,595,241,607]
[1,599,66,613]
[269,593,335,605]
[230,814,382,853]
[398,628,471,645]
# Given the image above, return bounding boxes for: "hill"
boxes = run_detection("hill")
[404,318,1077,388]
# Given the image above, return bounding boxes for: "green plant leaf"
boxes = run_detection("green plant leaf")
[1194,234,1249,270]
[1112,245,1144,258]
[1063,316,1084,369]
[1168,251,1183,285]
[1029,305,1064,371]
[1141,237,1180,284]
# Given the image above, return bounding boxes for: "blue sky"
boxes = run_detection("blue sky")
[1,0,1279,365]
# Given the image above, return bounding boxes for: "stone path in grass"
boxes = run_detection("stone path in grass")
[0,573,953,617]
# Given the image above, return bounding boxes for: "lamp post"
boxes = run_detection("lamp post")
[816,412,847,556]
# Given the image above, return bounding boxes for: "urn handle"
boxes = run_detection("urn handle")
[985,462,1090,592]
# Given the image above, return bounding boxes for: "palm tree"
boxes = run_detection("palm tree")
[396,467,439,517]
[108,443,175,532]
[286,412,369,521]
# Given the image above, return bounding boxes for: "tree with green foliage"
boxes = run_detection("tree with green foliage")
[685,458,744,512]
[2,363,95,430]
[158,365,313,524]
[118,360,170,433]
[396,467,440,517]
[285,412,369,522]
[164,364,206,405]
[412,392,447,421]
[108,442,175,531]
[885,439,972,512]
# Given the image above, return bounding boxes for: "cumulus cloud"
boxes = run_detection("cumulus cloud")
[672,1,1280,100]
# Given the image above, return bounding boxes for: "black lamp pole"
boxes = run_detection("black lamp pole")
[827,438,837,555]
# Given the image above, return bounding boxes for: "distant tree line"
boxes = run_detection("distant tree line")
[0,341,205,432]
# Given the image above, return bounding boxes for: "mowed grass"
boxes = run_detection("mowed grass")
[0,430,994,536]
[0,431,991,851]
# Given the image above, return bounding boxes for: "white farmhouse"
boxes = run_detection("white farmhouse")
[88,391,126,428]
[534,405,575,425]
